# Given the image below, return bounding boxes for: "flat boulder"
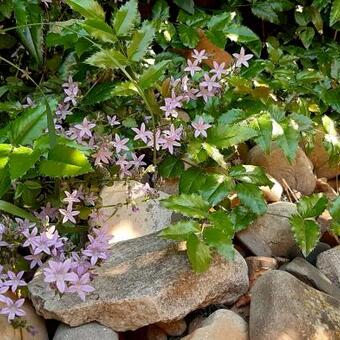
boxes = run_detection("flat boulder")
[29,233,248,332]
[249,270,340,340]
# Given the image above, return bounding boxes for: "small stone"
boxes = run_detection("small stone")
[29,233,248,331]
[157,178,179,195]
[157,319,186,336]
[182,309,248,340]
[247,144,316,195]
[287,242,331,265]
[317,246,340,288]
[146,325,167,340]
[260,175,283,202]
[53,323,119,340]
[187,316,205,334]
[249,270,340,340]
[282,257,340,300]
[237,202,297,257]
[99,181,172,243]
[245,256,278,285]
[315,178,337,200]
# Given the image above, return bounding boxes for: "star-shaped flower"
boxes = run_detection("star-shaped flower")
[232,47,253,68]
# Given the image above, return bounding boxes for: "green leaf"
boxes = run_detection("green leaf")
[230,165,272,186]
[252,114,273,153]
[330,0,340,26]
[290,214,320,257]
[174,0,195,14]
[218,109,248,125]
[203,228,235,259]
[179,168,206,194]
[161,193,210,219]
[158,155,184,178]
[127,22,155,62]
[187,234,211,272]
[82,19,116,43]
[251,1,294,24]
[65,0,105,20]
[0,169,11,199]
[139,60,170,90]
[207,124,257,149]
[230,206,257,232]
[208,211,234,237]
[82,83,116,105]
[275,121,299,162]
[225,25,260,43]
[199,174,232,206]
[152,0,170,20]
[113,0,140,36]
[160,220,200,240]
[178,24,199,48]
[85,49,129,69]
[297,194,328,218]
[0,200,37,221]
[111,82,139,96]
[236,182,267,215]
[297,27,315,49]
[202,143,227,169]
[330,196,340,235]
[39,144,93,177]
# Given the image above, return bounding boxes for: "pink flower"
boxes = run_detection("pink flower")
[130,153,146,169]
[132,123,152,144]
[24,254,43,269]
[107,115,120,126]
[210,61,227,79]
[63,190,81,205]
[82,235,110,266]
[147,129,162,151]
[22,227,38,248]
[56,103,72,120]
[43,259,74,293]
[191,117,212,138]
[112,134,129,153]
[196,87,215,102]
[59,206,80,224]
[200,73,221,92]
[38,202,58,221]
[160,92,183,118]
[184,59,201,77]
[74,118,96,139]
[192,49,208,64]
[32,232,55,255]
[4,271,27,292]
[0,297,25,321]
[159,125,182,154]
[93,147,113,166]
[67,273,95,301]
[232,47,253,68]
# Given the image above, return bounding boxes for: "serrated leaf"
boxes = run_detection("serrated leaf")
[202,142,227,169]
[174,0,194,14]
[208,210,234,237]
[236,182,267,215]
[82,19,116,43]
[218,109,248,125]
[113,0,139,36]
[251,1,294,24]
[199,174,232,206]
[161,193,209,218]
[152,0,170,20]
[230,205,257,232]
[230,165,272,187]
[178,24,199,48]
[158,155,184,178]
[207,124,257,149]
[127,22,155,62]
[275,121,299,162]
[297,194,328,218]
[39,144,93,177]
[290,214,320,257]
[160,220,200,240]
[85,49,128,69]
[252,114,273,153]
[330,0,340,26]
[203,228,235,259]
[111,81,139,96]
[187,234,211,272]
[297,26,315,49]
[179,168,206,194]
[329,196,340,235]
[139,60,170,90]
[65,0,105,20]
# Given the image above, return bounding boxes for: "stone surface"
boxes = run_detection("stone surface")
[247,145,316,195]
[182,309,248,340]
[288,241,331,265]
[53,322,118,340]
[317,246,340,288]
[99,181,173,243]
[249,270,340,340]
[0,298,48,340]
[29,233,248,332]
[146,325,168,340]
[237,202,297,257]
[157,319,186,336]
[260,175,283,202]
[315,178,338,200]
[246,256,278,285]
[282,257,340,301]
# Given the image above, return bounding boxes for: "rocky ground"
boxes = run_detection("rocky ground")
[2,139,340,340]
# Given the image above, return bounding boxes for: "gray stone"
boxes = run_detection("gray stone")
[288,241,331,264]
[29,233,248,332]
[282,257,340,301]
[237,202,297,257]
[182,309,248,340]
[249,270,340,340]
[317,246,340,288]
[53,322,118,340]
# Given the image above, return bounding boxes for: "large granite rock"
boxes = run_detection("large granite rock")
[182,309,248,340]
[317,246,340,288]
[29,233,248,332]
[247,145,316,195]
[249,270,340,340]
[237,202,297,257]
[99,181,172,243]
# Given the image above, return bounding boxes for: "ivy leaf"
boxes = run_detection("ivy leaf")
[39,144,93,177]
[202,142,227,169]
[139,60,170,90]
[236,182,267,215]
[207,124,257,149]
[178,24,199,48]
[230,206,257,232]
[252,113,273,153]
[65,0,105,20]
[85,49,128,69]
[330,0,340,26]
[127,22,155,62]
[297,194,328,219]
[82,19,116,43]
[187,234,211,272]
[199,174,232,206]
[179,168,206,194]
[158,155,184,178]
[330,196,340,235]
[113,0,140,37]
[230,165,272,187]
[160,220,200,241]
[290,214,320,257]
[161,193,210,219]
[203,228,235,259]
[208,210,234,237]
[275,121,299,162]
[297,26,315,49]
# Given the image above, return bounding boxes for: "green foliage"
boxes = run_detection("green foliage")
[85,49,129,69]
[113,0,140,37]
[160,220,200,240]
[158,156,184,178]
[139,60,170,90]
[187,234,211,272]
[65,0,105,20]
[329,196,340,235]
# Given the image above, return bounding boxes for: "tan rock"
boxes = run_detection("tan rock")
[157,319,186,336]
[182,309,248,340]
[146,325,167,340]
[260,175,283,202]
[187,316,205,334]
[315,178,337,200]
[29,233,249,332]
[99,181,173,243]
[247,145,316,195]
[245,256,278,285]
